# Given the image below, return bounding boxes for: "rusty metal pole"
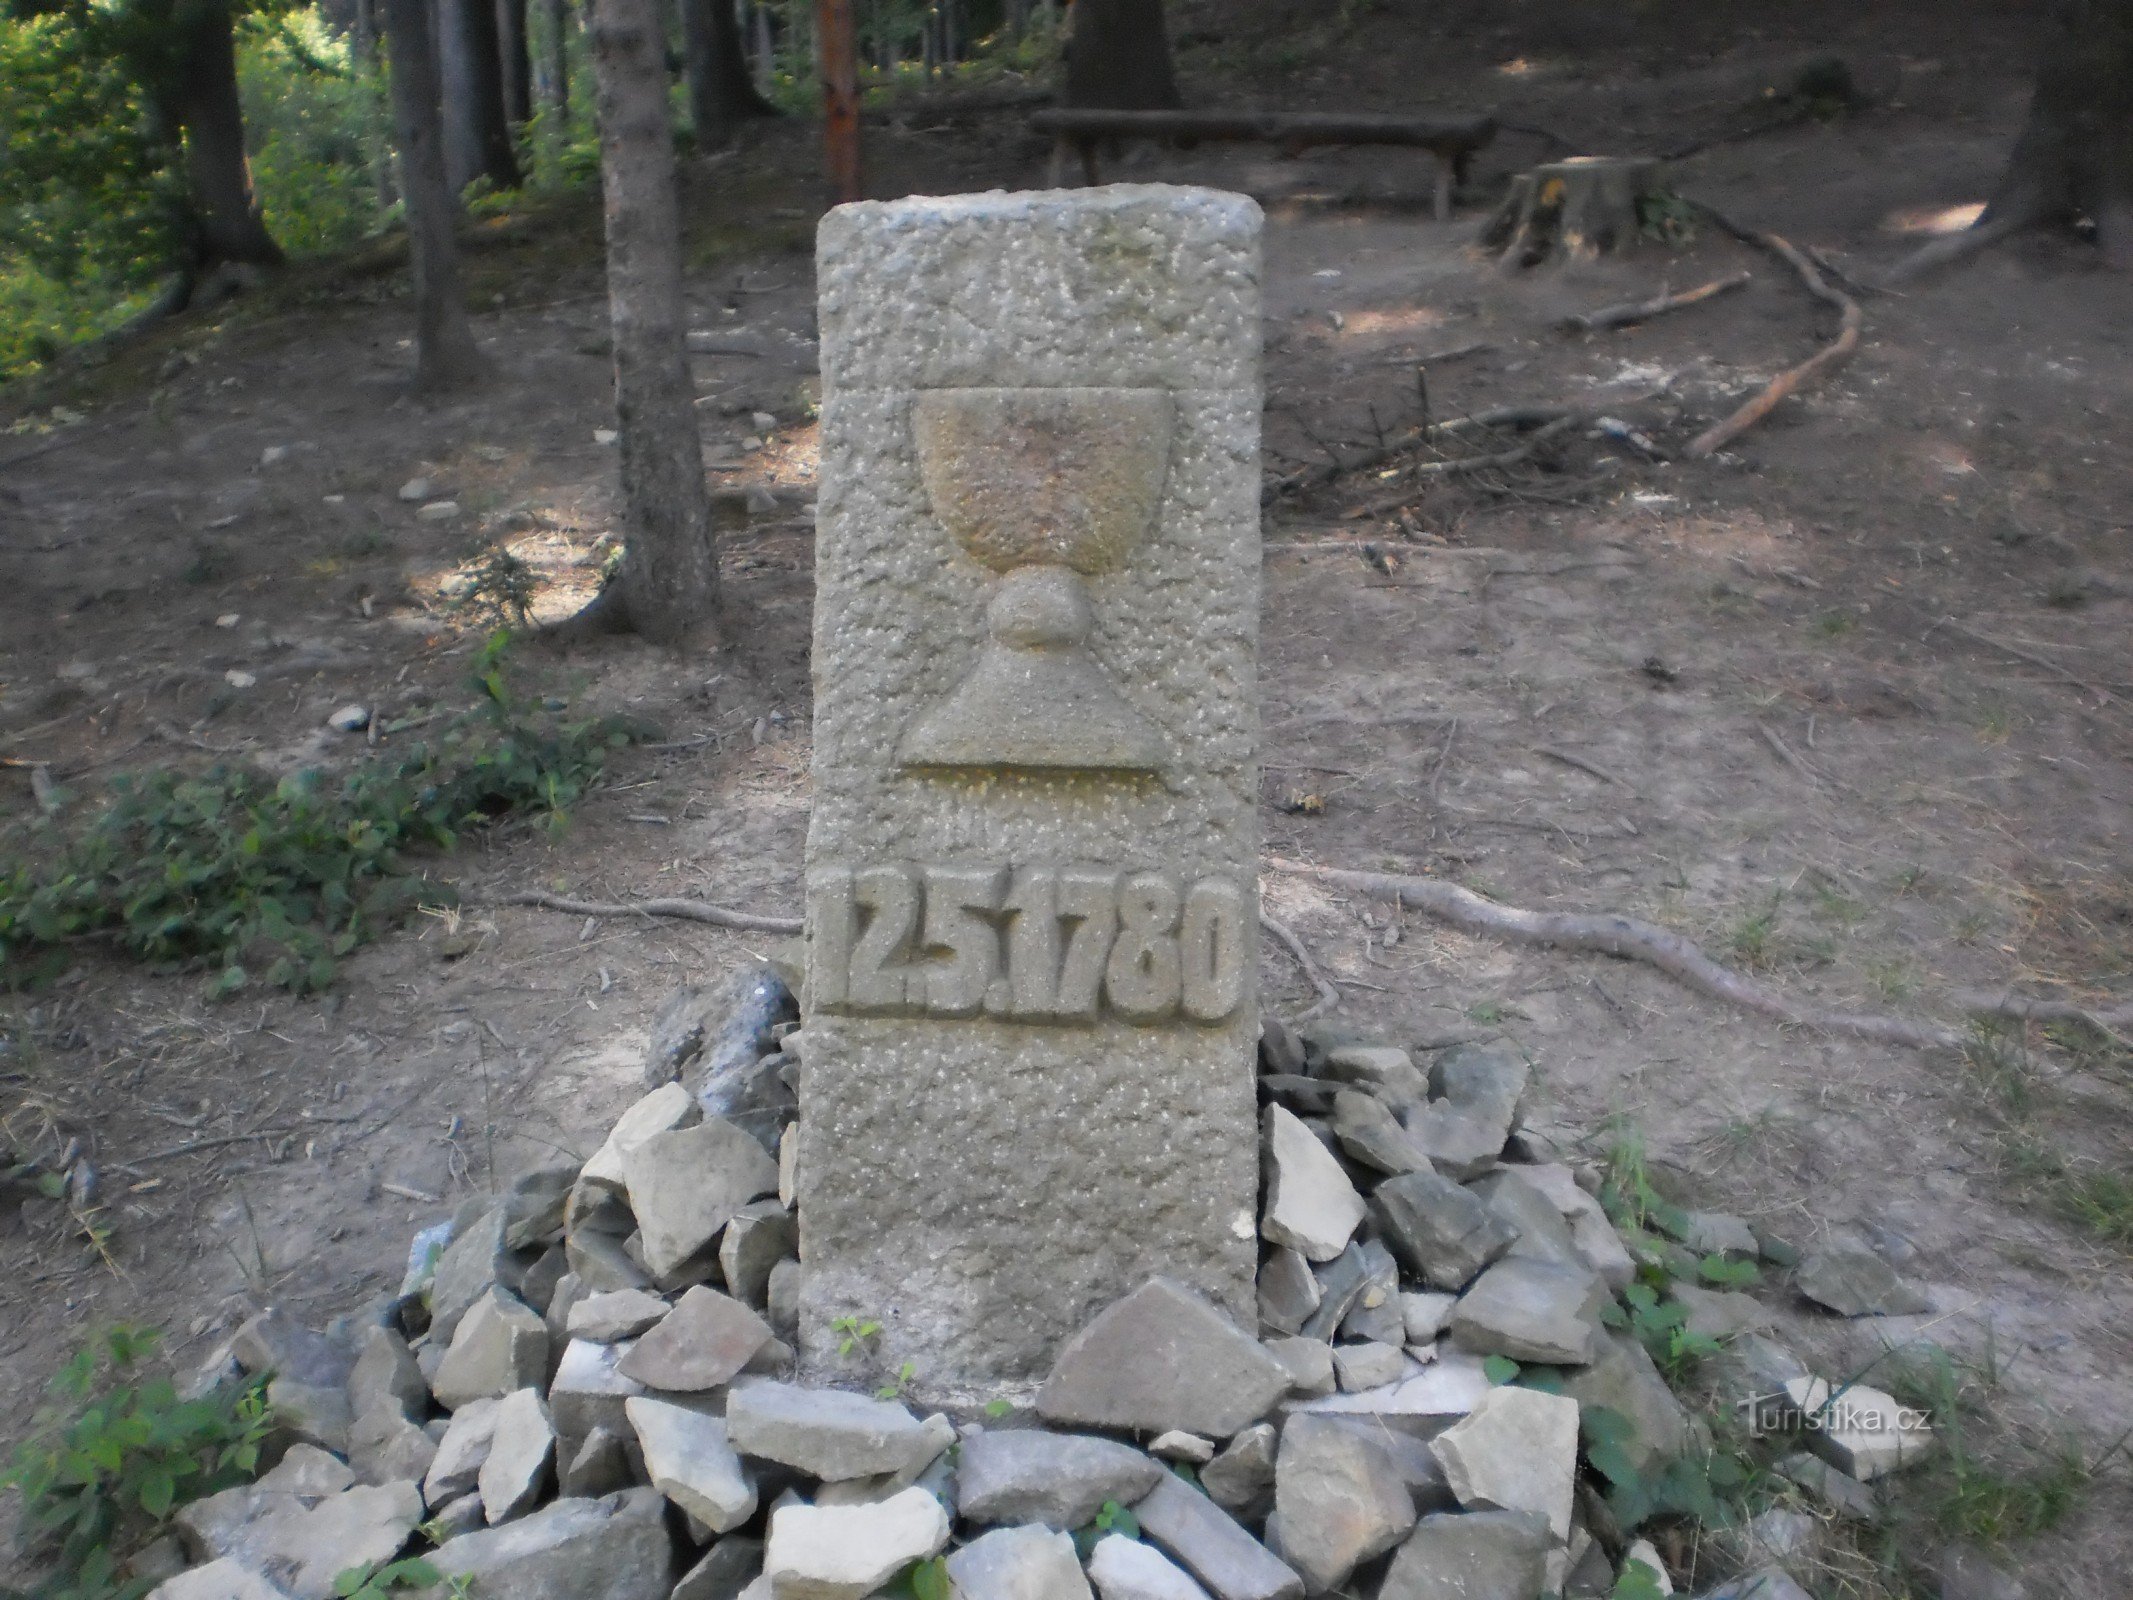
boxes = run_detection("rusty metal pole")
[817,0,862,203]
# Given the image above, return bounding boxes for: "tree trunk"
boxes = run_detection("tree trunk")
[753,2,776,90]
[1062,0,1181,111]
[440,0,525,189]
[1895,0,2133,277]
[164,0,284,275]
[353,0,400,212]
[384,0,491,390]
[818,0,862,201]
[587,0,721,644]
[682,0,780,146]
[540,0,571,123]
[498,0,535,126]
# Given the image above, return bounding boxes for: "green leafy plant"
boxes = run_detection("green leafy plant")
[335,1557,445,1600]
[1696,1252,1761,1288]
[1603,1281,1721,1382]
[830,1315,882,1357]
[2,1325,273,1599]
[0,633,630,995]
[1482,1354,1521,1385]
[1071,1497,1141,1558]
[876,1360,918,1401]
[982,1399,1013,1420]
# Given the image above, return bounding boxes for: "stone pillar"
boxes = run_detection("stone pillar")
[801,186,1264,1391]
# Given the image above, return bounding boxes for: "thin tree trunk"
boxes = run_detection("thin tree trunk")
[1062,0,1180,110]
[498,0,535,125]
[818,0,861,200]
[541,0,572,123]
[1004,0,1028,45]
[679,0,774,144]
[383,0,491,390]
[353,0,400,212]
[753,2,776,89]
[586,0,721,644]
[440,0,525,189]
[164,0,284,274]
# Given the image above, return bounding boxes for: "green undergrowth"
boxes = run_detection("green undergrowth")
[2,1325,273,1600]
[0,635,633,996]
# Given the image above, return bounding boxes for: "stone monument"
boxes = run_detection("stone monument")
[802,185,1264,1389]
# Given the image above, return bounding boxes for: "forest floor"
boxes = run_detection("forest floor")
[4,1,2132,1594]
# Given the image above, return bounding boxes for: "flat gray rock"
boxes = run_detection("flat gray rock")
[1321,1045,1430,1108]
[1432,1385,1579,1540]
[1370,1172,1518,1291]
[1378,1510,1551,1600]
[618,1285,773,1391]
[424,1398,501,1503]
[1672,1283,1775,1342]
[1037,1278,1289,1438]
[431,1287,547,1410]
[548,1338,647,1461]
[417,1488,672,1600]
[1563,1332,1692,1474]
[627,1397,757,1532]
[566,1288,670,1344]
[1088,1535,1213,1600]
[673,1537,765,1600]
[1256,1248,1320,1337]
[146,1558,293,1600]
[1289,1347,1491,1434]
[1200,1423,1276,1514]
[176,1479,423,1600]
[560,1426,634,1499]
[1263,1338,1335,1399]
[1796,1247,1933,1318]
[1332,1342,1407,1392]
[349,1402,438,1488]
[946,1525,1094,1600]
[762,1487,951,1600]
[478,1387,555,1524]
[1412,1045,1528,1179]
[1260,1105,1366,1263]
[1468,1170,1586,1272]
[1134,1473,1302,1600]
[428,1205,526,1345]
[720,1200,799,1307]
[621,1117,778,1280]
[1448,1257,1607,1366]
[1270,1414,1417,1593]
[1700,1569,1814,1600]
[1301,1241,1398,1343]
[725,1379,931,1482]
[1331,1089,1433,1176]
[348,1325,428,1421]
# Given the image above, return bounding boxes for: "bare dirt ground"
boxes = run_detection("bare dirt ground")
[4,1,2131,1593]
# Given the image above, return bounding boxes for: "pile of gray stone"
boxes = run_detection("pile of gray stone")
[131,982,1942,1600]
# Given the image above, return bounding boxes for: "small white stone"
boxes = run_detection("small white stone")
[594,428,619,445]
[1086,1535,1211,1600]
[1149,1430,1215,1465]
[1260,1104,1366,1262]
[1401,1292,1457,1343]
[751,411,778,432]
[323,494,346,505]
[741,435,764,452]
[223,670,256,688]
[397,476,433,501]
[260,445,289,466]
[327,704,370,733]
[1786,1376,1933,1480]
[763,1486,949,1600]
[214,613,241,628]
[417,500,461,521]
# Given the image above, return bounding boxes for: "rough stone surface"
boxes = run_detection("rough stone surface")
[1413,1045,1528,1179]
[1447,1257,1607,1366]
[627,1397,758,1532]
[1378,1510,1551,1600]
[721,1201,799,1306]
[1513,1164,1635,1290]
[1133,1472,1302,1600]
[1796,1248,1933,1318]
[1151,1430,1216,1464]
[147,1558,294,1600]
[1264,1337,1336,1399]
[1672,1210,1759,1257]
[1261,1105,1366,1261]
[618,1285,774,1391]
[946,1525,1094,1600]
[478,1387,555,1523]
[1786,1376,1934,1480]
[1370,1172,1517,1290]
[621,1118,778,1280]
[549,1339,648,1459]
[1256,1248,1320,1336]
[1290,1347,1491,1433]
[1320,1046,1429,1107]
[424,1398,501,1503]
[567,1288,671,1343]
[1201,1424,1277,1514]
[348,1401,438,1488]
[762,1486,951,1600]
[1036,1278,1288,1437]
[1330,1090,1432,1176]
[1673,1283,1776,1342]
[348,1325,429,1421]
[1332,1342,1407,1392]
[176,1479,423,1600]
[1431,1385,1580,1540]
[428,1206,526,1345]
[803,187,1266,1382]
[431,1287,548,1408]
[1400,1292,1456,1344]
[1563,1332,1692,1474]
[1270,1414,1417,1594]
[1699,1569,1813,1600]
[1088,1535,1214,1600]
[673,1538,765,1600]
[561,1426,635,1499]
[726,1379,931,1481]
[417,1488,672,1600]
[1468,1170,1586,1272]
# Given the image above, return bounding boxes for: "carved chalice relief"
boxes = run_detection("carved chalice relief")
[900,387,1174,773]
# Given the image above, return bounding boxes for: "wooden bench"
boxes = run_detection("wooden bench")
[1029,109,1499,219]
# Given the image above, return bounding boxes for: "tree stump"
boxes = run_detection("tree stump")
[1481,157,1666,267]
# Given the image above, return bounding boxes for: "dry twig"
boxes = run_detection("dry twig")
[1684,228,1861,458]
[1562,270,1752,333]
[1260,913,1343,1021]
[498,889,802,934]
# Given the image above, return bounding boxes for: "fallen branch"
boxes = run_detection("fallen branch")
[1562,270,1752,333]
[498,889,801,935]
[1269,407,1584,503]
[1260,913,1342,1021]
[1927,616,2110,706]
[1686,231,1861,458]
[1885,206,2044,286]
[1345,418,1582,514]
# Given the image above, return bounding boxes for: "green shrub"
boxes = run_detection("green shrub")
[0,634,632,995]
[2,1325,273,1600]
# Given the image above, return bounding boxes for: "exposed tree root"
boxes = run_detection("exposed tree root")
[504,878,2133,1053]
[1684,227,1862,458]
[1562,270,1752,333]
[1885,207,2045,284]
[1264,404,1587,503]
